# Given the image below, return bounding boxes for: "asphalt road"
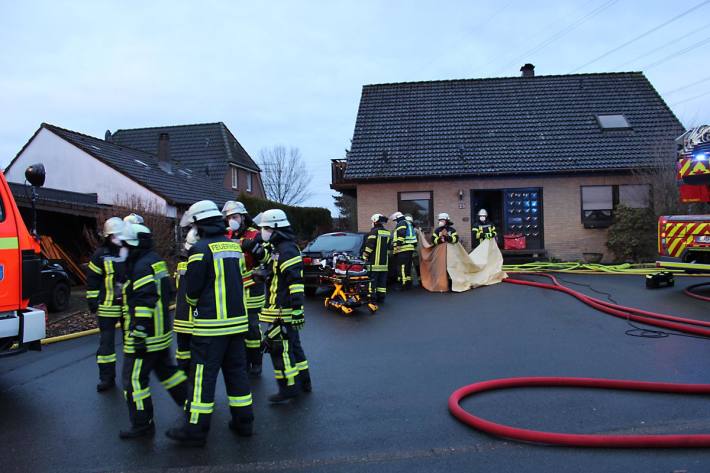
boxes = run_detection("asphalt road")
[1,274,709,473]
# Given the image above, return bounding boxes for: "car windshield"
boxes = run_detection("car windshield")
[306,234,362,253]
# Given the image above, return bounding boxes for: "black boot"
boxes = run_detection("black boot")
[268,379,299,404]
[165,426,207,447]
[248,363,262,379]
[96,379,115,392]
[228,418,253,437]
[119,421,155,439]
[299,369,312,393]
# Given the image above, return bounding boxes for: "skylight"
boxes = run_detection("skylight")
[596,114,631,130]
[134,159,150,168]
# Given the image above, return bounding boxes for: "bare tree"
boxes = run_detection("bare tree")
[258,145,313,205]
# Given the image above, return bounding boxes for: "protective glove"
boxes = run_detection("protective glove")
[241,238,257,254]
[291,308,305,330]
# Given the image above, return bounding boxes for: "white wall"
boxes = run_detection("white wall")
[6,128,170,214]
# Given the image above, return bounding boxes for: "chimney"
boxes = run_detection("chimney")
[520,63,535,77]
[158,132,172,173]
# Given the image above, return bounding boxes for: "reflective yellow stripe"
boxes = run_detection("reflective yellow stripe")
[86,290,100,299]
[88,261,102,275]
[289,284,304,294]
[0,237,19,249]
[134,306,153,318]
[190,364,205,424]
[296,360,309,371]
[280,256,302,271]
[228,393,253,407]
[161,370,187,390]
[132,274,153,290]
[131,358,145,410]
[188,253,204,264]
[97,353,117,364]
[176,350,191,360]
[104,260,114,305]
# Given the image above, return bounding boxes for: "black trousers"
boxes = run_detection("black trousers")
[245,308,262,368]
[122,349,187,427]
[184,334,253,432]
[395,251,414,289]
[97,316,119,381]
[369,270,388,303]
[176,332,192,373]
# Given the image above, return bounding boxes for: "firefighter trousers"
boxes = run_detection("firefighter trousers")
[369,270,388,303]
[184,334,253,432]
[266,322,310,388]
[122,349,188,427]
[176,332,192,373]
[245,308,262,369]
[394,251,414,289]
[97,316,119,381]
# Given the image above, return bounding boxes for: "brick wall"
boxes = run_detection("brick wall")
[355,174,645,262]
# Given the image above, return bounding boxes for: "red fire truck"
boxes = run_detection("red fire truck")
[657,126,710,272]
[0,164,47,356]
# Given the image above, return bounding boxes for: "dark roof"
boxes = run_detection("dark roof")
[8,182,99,217]
[39,124,237,206]
[345,72,685,180]
[110,122,260,185]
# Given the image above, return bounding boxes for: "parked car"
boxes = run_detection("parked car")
[301,232,366,296]
[29,260,71,312]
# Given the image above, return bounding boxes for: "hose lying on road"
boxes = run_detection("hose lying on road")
[684,282,710,302]
[449,273,710,448]
[501,262,670,275]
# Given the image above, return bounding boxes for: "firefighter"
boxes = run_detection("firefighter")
[433,213,459,245]
[124,213,144,225]
[390,211,417,291]
[258,208,311,402]
[222,200,264,378]
[173,227,198,373]
[119,223,187,439]
[362,213,390,306]
[166,200,253,447]
[472,209,497,246]
[86,217,126,392]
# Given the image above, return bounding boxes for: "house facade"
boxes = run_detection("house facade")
[332,66,685,261]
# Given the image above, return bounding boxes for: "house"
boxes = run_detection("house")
[5,121,264,221]
[110,122,265,198]
[332,65,684,261]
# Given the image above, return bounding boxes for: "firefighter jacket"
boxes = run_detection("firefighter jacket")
[86,243,126,318]
[392,218,417,255]
[173,260,193,334]
[362,225,390,271]
[473,221,497,242]
[185,222,252,337]
[259,228,304,324]
[228,226,265,311]
[122,248,173,354]
[433,224,459,245]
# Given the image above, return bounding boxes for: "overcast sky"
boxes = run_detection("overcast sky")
[2,0,710,213]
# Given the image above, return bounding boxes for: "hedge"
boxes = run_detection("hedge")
[238,194,333,243]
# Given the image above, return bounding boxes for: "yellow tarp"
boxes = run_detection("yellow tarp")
[417,230,507,292]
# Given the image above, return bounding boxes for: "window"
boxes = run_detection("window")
[246,172,253,193]
[231,167,239,190]
[581,184,651,228]
[398,191,433,231]
[596,114,631,130]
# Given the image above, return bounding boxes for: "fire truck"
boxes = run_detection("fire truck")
[657,126,710,272]
[0,164,47,357]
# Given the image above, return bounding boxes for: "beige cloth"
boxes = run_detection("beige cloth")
[417,229,507,292]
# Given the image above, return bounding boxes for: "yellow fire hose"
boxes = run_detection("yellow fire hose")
[502,262,707,276]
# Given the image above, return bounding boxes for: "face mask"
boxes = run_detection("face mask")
[110,236,122,247]
[261,228,273,242]
[119,247,129,259]
[479,216,486,222]
[438,220,446,227]
[228,218,240,231]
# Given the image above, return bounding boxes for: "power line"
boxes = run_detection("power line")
[670,88,710,106]
[494,0,620,75]
[662,75,710,96]
[569,0,710,73]
[615,21,710,68]
[642,34,710,70]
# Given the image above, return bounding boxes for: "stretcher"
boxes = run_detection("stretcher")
[321,254,378,315]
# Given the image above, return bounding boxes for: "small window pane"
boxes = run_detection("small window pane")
[231,167,238,189]
[619,184,650,208]
[400,191,432,201]
[597,114,630,129]
[398,191,433,230]
[247,173,253,192]
[582,186,613,210]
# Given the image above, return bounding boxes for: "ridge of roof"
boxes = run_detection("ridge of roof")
[112,122,223,134]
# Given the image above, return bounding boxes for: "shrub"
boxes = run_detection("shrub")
[606,205,657,263]
[238,194,332,243]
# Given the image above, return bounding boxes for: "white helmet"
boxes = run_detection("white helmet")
[258,208,290,228]
[438,212,450,221]
[371,213,388,224]
[181,200,222,227]
[119,223,151,247]
[184,227,199,251]
[477,209,488,218]
[123,213,144,225]
[390,211,404,221]
[102,217,124,237]
[222,200,247,217]
[405,215,414,223]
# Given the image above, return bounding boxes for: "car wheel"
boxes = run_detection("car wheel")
[305,286,317,297]
[49,281,71,312]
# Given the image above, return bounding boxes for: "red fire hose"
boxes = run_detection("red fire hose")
[684,282,710,302]
[449,274,710,448]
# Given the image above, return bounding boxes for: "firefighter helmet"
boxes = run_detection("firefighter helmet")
[222,200,248,217]
[120,223,151,247]
[184,227,199,251]
[477,209,488,218]
[123,213,144,225]
[102,217,124,237]
[405,214,414,223]
[390,211,404,221]
[258,209,290,228]
[370,213,388,224]
[437,212,450,221]
[181,200,222,227]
